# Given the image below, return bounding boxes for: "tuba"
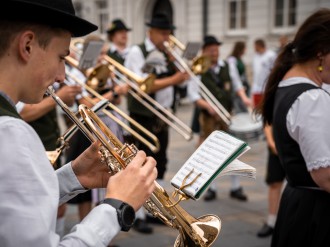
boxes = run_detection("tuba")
[46,86,221,247]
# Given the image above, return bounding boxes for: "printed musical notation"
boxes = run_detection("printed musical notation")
[171,131,255,199]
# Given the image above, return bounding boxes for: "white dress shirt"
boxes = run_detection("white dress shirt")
[227,56,244,92]
[280,77,330,171]
[124,37,174,108]
[252,49,277,94]
[0,108,120,246]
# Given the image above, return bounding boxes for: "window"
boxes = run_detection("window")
[229,0,247,30]
[95,0,108,33]
[274,0,296,27]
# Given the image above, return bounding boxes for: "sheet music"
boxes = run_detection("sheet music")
[78,40,104,70]
[171,131,250,199]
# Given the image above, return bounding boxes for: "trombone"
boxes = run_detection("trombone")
[164,37,231,126]
[65,69,161,153]
[169,35,211,75]
[68,41,193,141]
[101,56,193,141]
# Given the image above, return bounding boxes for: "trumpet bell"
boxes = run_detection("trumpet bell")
[191,55,212,75]
[174,214,221,247]
[139,74,156,93]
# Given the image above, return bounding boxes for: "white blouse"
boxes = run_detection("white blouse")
[280,77,330,171]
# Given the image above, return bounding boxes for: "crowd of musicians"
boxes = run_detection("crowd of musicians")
[1,0,330,247]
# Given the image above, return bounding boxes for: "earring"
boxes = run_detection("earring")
[317,56,323,72]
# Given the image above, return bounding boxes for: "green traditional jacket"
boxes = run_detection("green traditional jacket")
[200,61,233,113]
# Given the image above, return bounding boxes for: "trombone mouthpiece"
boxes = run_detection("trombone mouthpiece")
[45,86,55,96]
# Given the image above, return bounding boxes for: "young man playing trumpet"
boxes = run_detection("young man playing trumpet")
[0,0,157,246]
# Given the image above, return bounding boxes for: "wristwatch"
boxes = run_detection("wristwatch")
[102,198,136,232]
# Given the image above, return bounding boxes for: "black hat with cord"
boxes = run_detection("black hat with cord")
[146,13,176,30]
[106,19,131,34]
[202,35,222,48]
[1,0,97,37]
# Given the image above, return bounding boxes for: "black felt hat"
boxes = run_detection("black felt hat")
[203,35,222,48]
[1,0,98,37]
[146,13,175,30]
[106,19,131,34]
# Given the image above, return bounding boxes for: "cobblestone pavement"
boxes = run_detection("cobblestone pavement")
[64,100,272,247]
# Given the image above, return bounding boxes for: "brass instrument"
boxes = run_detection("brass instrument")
[65,70,161,153]
[169,35,211,75]
[164,38,231,126]
[69,42,155,93]
[101,56,193,141]
[46,99,109,165]
[47,85,221,247]
[66,51,193,141]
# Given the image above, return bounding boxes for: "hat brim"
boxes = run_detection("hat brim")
[203,41,222,48]
[1,1,97,37]
[106,27,132,34]
[146,22,176,30]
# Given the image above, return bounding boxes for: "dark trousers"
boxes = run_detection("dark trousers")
[130,113,169,179]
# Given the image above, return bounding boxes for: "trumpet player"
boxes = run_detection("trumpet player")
[124,13,189,233]
[0,1,157,246]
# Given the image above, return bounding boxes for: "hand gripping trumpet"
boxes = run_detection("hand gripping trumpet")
[46,86,221,246]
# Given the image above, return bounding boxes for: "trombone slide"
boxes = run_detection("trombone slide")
[163,41,231,126]
[66,71,161,153]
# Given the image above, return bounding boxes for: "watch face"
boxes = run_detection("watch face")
[122,205,135,226]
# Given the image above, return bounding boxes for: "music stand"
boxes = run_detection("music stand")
[182,42,202,60]
[78,40,104,70]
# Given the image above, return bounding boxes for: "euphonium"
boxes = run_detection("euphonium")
[46,86,221,247]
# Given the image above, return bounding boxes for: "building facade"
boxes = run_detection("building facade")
[72,0,330,70]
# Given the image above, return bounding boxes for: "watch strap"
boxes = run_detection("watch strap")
[102,198,135,232]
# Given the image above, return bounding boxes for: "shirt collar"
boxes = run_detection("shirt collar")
[279,77,319,88]
[0,91,16,108]
[145,37,156,52]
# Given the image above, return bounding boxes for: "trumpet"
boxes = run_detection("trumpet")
[46,98,109,165]
[164,38,231,126]
[65,70,161,153]
[46,85,221,247]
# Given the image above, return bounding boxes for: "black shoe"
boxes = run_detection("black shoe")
[146,215,166,225]
[132,219,153,234]
[204,188,216,201]
[230,187,248,201]
[257,223,274,237]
